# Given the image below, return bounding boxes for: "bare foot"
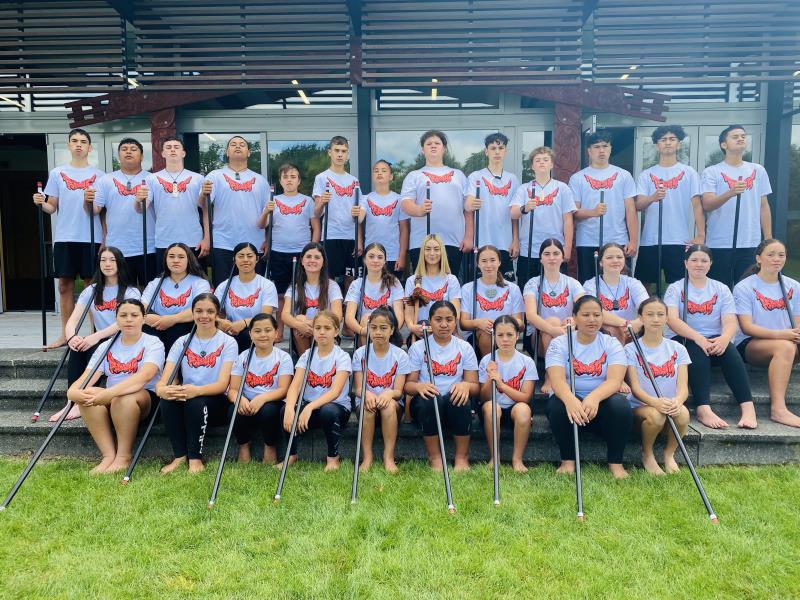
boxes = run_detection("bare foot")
[696,406,729,429]
[160,456,187,474]
[641,453,665,476]
[105,455,131,474]
[90,456,116,474]
[238,443,251,464]
[556,460,575,474]
[454,457,470,472]
[262,445,277,465]
[663,455,680,474]
[609,463,629,480]
[771,408,800,428]
[737,402,757,429]
[49,403,82,423]
[383,458,399,474]
[541,378,553,395]
[275,455,298,470]
[428,456,444,472]
[512,459,528,473]
[359,455,372,473]
[188,459,205,473]
[324,456,341,472]
[45,335,67,350]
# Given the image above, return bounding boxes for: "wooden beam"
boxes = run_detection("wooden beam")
[552,103,582,279]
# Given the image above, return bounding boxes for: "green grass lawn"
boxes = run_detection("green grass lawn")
[0,459,798,599]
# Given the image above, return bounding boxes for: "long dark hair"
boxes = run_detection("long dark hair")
[162,242,206,279]
[572,294,602,315]
[364,242,398,293]
[539,238,564,258]
[477,245,506,287]
[636,296,667,337]
[90,246,134,308]
[684,243,712,262]
[249,312,277,332]
[368,306,403,347]
[428,299,457,319]
[493,314,520,334]
[295,242,331,315]
[741,238,785,280]
[192,291,221,327]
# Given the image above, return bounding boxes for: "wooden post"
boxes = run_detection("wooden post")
[552,102,582,279]
[150,107,176,172]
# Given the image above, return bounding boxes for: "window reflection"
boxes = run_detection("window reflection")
[267,140,333,197]
[198,133,261,174]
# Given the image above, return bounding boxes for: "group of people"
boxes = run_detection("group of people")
[32,124,799,480]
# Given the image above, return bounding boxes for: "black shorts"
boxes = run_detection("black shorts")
[124,253,158,288]
[634,244,685,285]
[268,249,297,294]
[53,241,99,279]
[736,338,752,361]
[707,247,757,289]
[323,239,356,279]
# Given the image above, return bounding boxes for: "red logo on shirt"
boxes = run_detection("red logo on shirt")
[363,288,391,310]
[113,179,143,196]
[307,364,336,388]
[367,362,398,389]
[423,170,455,184]
[306,297,319,309]
[721,171,756,191]
[228,288,260,308]
[275,197,307,215]
[327,178,357,197]
[754,288,793,311]
[431,353,461,377]
[420,282,448,302]
[584,172,618,190]
[367,198,398,217]
[534,188,559,206]
[541,287,569,308]
[572,352,606,377]
[504,366,526,391]
[599,287,630,311]
[477,288,510,312]
[60,172,96,191]
[159,288,191,308]
[96,298,117,312]
[482,177,512,197]
[185,345,224,368]
[245,362,280,388]
[107,348,145,375]
[649,171,685,190]
[681,292,718,315]
[223,173,256,192]
[637,351,678,379]
[156,176,192,194]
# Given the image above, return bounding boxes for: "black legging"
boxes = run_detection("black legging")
[66,341,103,385]
[683,339,752,407]
[144,321,192,358]
[234,401,283,447]
[547,393,632,463]
[161,394,229,460]
[282,402,350,458]
[410,393,472,437]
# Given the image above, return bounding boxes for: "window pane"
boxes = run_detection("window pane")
[640,136,691,170]
[786,124,800,279]
[520,131,550,182]
[198,133,262,174]
[267,140,332,197]
[53,142,101,168]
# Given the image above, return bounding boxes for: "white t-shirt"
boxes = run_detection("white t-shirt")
[215,275,279,322]
[400,166,469,249]
[733,274,800,345]
[403,273,462,322]
[270,193,316,254]
[90,332,165,392]
[478,350,538,409]
[363,191,408,261]
[351,344,411,403]
[700,161,771,249]
[344,277,404,318]
[296,345,352,409]
[523,274,585,334]
[167,330,238,386]
[284,280,343,320]
[569,165,637,247]
[636,163,700,246]
[582,275,649,322]
[206,167,269,250]
[232,347,294,400]
[146,169,205,248]
[467,169,520,251]
[43,165,105,244]
[408,336,478,393]
[76,284,142,330]
[510,179,576,257]
[93,170,155,256]
[312,169,359,240]
[545,331,626,397]
[460,279,524,320]
[664,277,737,338]
[624,338,691,408]
[141,274,211,316]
